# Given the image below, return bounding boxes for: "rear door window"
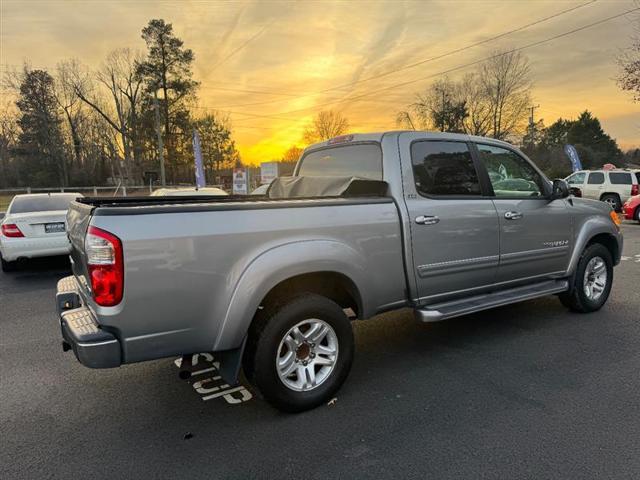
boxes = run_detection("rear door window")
[587,172,605,184]
[608,172,632,184]
[297,143,382,180]
[410,141,481,196]
[8,195,78,214]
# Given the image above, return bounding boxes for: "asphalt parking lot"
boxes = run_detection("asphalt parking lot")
[1,222,639,479]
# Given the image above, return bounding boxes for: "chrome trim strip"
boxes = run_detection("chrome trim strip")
[500,245,569,265]
[417,254,499,277]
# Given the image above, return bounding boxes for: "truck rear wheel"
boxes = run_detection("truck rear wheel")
[559,243,613,313]
[244,293,354,412]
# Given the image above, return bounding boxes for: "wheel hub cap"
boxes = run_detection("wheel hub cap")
[276,319,338,392]
[583,256,607,301]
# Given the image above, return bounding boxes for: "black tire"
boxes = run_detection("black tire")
[635,206,640,224]
[601,193,621,212]
[1,253,16,272]
[559,243,613,313]
[244,293,354,413]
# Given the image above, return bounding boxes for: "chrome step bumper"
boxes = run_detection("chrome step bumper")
[56,275,121,368]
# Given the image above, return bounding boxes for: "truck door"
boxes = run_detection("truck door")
[399,136,500,303]
[473,143,572,283]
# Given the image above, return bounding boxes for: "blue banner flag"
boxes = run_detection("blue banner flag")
[564,144,582,172]
[193,129,206,188]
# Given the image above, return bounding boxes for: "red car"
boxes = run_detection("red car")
[623,195,640,223]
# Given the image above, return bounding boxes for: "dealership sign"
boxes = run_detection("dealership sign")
[260,162,279,185]
[232,168,248,194]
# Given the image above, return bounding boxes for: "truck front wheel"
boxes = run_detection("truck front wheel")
[559,243,613,313]
[244,293,354,412]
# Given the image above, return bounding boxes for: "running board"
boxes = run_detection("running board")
[414,279,569,323]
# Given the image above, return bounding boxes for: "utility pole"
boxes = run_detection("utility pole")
[153,90,166,187]
[526,104,540,147]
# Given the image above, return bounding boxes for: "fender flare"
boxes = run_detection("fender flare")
[213,239,372,351]
[566,216,622,278]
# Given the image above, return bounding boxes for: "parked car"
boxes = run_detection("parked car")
[151,187,228,196]
[1,192,82,271]
[623,194,640,223]
[57,132,622,412]
[565,169,640,211]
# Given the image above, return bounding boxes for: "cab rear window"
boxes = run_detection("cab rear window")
[297,144,382,180]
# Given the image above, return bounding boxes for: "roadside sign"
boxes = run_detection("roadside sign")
[260,162,279,185]
[232,168,248,194]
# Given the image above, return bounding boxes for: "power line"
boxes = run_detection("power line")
[316,0,598,95]
[267,6,640,118]
[200,0,598,110]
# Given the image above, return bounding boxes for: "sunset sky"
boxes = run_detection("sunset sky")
[1,0,639,164]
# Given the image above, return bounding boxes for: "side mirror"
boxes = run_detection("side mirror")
[551,179,570,199]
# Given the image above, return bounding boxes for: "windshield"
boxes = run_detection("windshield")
[297,143,382,180]
[8,194,79,214]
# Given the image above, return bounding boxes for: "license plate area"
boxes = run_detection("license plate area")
[45,222,66,234]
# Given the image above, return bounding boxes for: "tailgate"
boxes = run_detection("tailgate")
[66,201,94,287]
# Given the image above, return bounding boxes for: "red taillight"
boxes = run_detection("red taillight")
[632,184,639,196]
[85,226,123,307]
[1,223,24,238]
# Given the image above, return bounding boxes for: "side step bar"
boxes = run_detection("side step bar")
[415,279,569,323]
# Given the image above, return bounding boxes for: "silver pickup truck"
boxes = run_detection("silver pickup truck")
[57,132,623,412]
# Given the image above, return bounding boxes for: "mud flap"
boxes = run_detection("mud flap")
[216,336,247,386]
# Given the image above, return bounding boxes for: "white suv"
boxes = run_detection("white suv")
[565,169,640,211]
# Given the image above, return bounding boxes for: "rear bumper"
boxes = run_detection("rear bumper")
[56,276,121,368]
[1,235,70,261]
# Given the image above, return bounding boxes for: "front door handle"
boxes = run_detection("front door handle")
[415,215,440,225]
[504,211,523,220]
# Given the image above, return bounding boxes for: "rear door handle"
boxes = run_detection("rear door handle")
[504,211,523,220]
[415,215,440,225]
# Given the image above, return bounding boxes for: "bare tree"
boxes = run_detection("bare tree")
[0,101,20,187]
[303,110,349,144]
[396,77,467,133]
[616,10,640,102]
[96,48,145,180]
[395,110,419,130]
[479,50,532,140]
[55,59,85,170]
[459,73,493,136]
[282,145,303,162]
[66,49,145,182]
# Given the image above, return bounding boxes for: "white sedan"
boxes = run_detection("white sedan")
[0,192,81,272]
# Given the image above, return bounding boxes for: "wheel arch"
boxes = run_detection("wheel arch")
[567,217,623,277]
[586,232,620,265]
[213,240,371,351]
[599,192,622,205]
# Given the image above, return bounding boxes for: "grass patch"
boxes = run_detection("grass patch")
[0,195,14,212]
